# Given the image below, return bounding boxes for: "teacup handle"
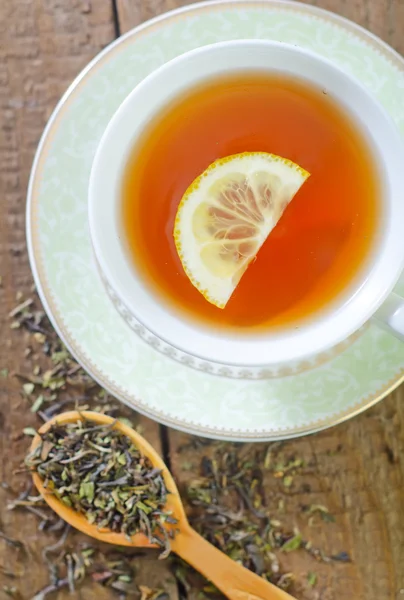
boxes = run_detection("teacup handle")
[372,271,404,341]
[372,291,404,341]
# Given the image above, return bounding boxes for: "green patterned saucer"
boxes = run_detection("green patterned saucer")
[27,0,404,440]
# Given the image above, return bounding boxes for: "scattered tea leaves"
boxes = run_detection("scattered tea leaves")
[31,395,45,413]
[23,427,37,437]
[139,585,167,600]
[331,551,351,562]
[23,382,35,396]
[0,530,26,551]
[304,504,335,521]
[281,533,302,553]
[283,475,293,488]
[8,298,34,318]
[3,586,22,599]
[173,441,351,596]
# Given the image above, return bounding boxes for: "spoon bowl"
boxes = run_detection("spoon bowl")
[30,410,185,548]
[31,411,295,600]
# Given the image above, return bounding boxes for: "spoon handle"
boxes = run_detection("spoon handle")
[173,525,295,600]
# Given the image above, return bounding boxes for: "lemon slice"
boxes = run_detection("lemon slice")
[174,152,310,308]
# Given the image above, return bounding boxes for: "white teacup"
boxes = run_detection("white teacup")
[89,40,404,375]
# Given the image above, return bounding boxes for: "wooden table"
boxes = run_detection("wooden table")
[0,1,403,599]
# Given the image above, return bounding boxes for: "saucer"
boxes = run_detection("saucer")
[27,0,404,441]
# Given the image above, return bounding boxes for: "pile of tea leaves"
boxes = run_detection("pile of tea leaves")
[2,292,350,599]
[26,419,178,558]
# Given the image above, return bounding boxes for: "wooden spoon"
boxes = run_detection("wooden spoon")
[31,411,296,600]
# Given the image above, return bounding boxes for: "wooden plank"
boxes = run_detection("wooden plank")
[0,0,172,597]
[391,0,404,56]
[337,0,369,29]
[366,0,391,43]
[111,0,404,598]
[115,0,188,33]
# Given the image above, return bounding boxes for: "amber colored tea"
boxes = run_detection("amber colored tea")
[121,73,379,331]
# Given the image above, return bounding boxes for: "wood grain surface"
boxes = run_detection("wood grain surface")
[0,1,403,599]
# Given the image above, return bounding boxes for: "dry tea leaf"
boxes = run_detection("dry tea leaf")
[23,383,35,395]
